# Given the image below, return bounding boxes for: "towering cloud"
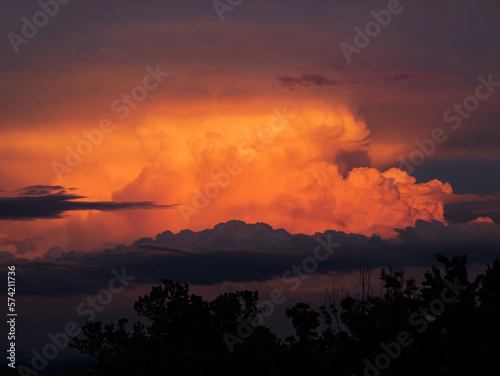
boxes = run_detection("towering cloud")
[111,100,453,238]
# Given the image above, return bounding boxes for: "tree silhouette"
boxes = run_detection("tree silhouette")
[72,279,284,375]
[72,255,500,376]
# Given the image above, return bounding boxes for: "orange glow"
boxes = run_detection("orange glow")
[108,98,453,238]
[0,96,456,254]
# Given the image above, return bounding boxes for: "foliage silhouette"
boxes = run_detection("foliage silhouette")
[72,255,500,375]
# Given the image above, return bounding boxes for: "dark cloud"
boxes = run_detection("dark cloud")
[2,220,499,296]
[0,185,176,220]
[375,71,459,82]
[444,194,500,223]
[277,70,456,90]
[277,73,358,90]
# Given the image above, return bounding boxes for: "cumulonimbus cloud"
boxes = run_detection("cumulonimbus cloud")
[112,100,454,238]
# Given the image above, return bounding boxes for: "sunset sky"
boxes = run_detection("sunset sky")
[1,0,500,365]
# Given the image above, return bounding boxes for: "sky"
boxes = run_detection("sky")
[0,0,499,367]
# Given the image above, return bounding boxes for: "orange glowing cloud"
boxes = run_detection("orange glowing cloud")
[109,98,453,238]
